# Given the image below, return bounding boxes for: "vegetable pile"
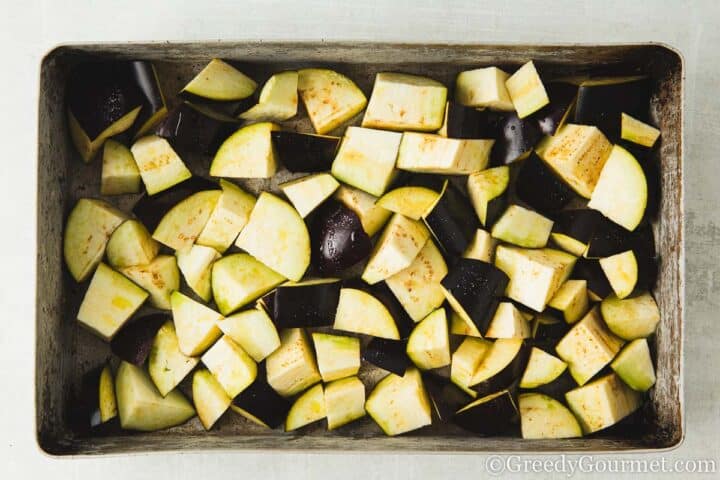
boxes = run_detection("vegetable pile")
[64,58,662,439]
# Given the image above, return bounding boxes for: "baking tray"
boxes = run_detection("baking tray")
[36,42,684,455]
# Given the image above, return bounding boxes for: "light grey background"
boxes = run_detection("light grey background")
[2,0,718,478]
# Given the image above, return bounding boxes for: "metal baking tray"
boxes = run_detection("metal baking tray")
[36,42,684,455]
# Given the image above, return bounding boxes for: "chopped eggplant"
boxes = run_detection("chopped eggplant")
[266,328,322,397]
[610,338,656,392]
[362,72,447,131]
[519,347,567,389]
[106,219,159,269]
[285,383,326,431]
[540,123,613,198]
[231,365,291,429]
[272,279,342,328]
[324,376,366,430]
[397,132,494,174]
[210,122,280,178]
[110,313,168,366]
[130,135,192,196]
[547,279,589,324]
[297,68,367,134]
[467,166,510,228]
[152,190,221,251]
[361,214,430,284]
[571,257,614,299]
[505,61,549,118]
[550,209,603,256]
[491,205,553,248]
[310,200,372,275]
[449,309,482,338]
[64,198,128,282]
[424,372,475,421]
[280,173,340,217]
[485,302,532,339]
[363,338,410,376]
[69,363,119,436]
[450,337,492,391]
[565,372,642,434]
[193,369,231,430]
[120,255,179,310]
[423,180,480,257]
[489,111,543,165]
[515,152,575,214]
[362,281,416,339]
[211,253,285,315]
[555,307,625,386]
[585,218,654,258]
[115,361,195,431]
[600,292,660,340]
[236,192,311,281]
[454,390,518,435]
[196,179,256,253]
[333,184,392,236]
[469,338,528,396]
[406,309,451,370]
[271,131,340,173]
[621,112,660,147]
[574,76,650,141]
[101,139,141,195]
[201,335,257,398]
[218,307,280,362]
[312,333,361,382]
[175,244,220,302]
[334,288,400,340]
[180,58,257,102]
[495,246,576,312]
[441,258,508,333]
[455,67,514,111]
[170,291,223,357]
[437,101,486,139]
[77,263,148,341]
[366,367,432,436]
[519,393,582,439]
[532,82,578,136]
[531,314,570,342]
[239,71,298,122]
[376,186,439,220]
[599,250,638,299]
[155,101,239,155]
[148,320,199,396]
[463,228,497,262]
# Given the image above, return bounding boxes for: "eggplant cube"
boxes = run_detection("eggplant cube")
[406,309,451,371]
[64,198,128,282]
[621,112,660,148]
[211,253,285,316]
[467,166,510,228]
[231,374,292,429]
[331,126,402,197]
[491,205,553,249]
[423,180,479,258]
[519,393,582,439]
[106,219,159,269]
[485,302,532,339]
[280,173,340,218]
[334,184,392,237]
[451,337,492,390]
[175,244,220,302]
[120,255,180,310]
[218,307,280,362]
[285,383,326,431]
[298,68,367,135]
[272,279,341,328]
[565,373,642,434]
[152,190,222,251]
[541,124,613,199]
[311,333,361,382]
[239,71,299,122]
[397,133,494,174]
[324,377,366,430]
[555,307,625,386]
[385,239,448,322]
[115,361,195,432]
[361,214,430,285]
[77,263,148,341]
[148,321,199,396]
[266,328,322,397]
[235,192,311,282]
[547,279,590,324]
[196,179,256,253]
[192,369,231,430]
[463,229,497,262]
[110,313,168,366]
[610,338,656,392]
[170,291,223,357]
[362,73,447,132]
[101,139,141,195]
[201,335,257,398]
[600,292,660,340]
[453,390,518,435]
[495,246,576,312]
[366,368,432,436]
[505,61,549,119]
[455,67,514,111]
[469,338,527,394]
[271,131,340,173]
[130,135,192,196]
[519,347,568,389]
[334,288,400,340]
[181,58,257,101]
[210,122,280,178]
[362,338,410,376]
[376,186,439,221]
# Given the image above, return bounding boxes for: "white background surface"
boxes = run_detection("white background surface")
[2,0,719,478]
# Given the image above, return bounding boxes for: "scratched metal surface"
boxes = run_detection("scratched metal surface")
[36,43,683,455]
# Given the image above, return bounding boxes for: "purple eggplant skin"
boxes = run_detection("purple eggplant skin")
[66,62,146,140]
[440,259,508,334]
[423,181,480,259]
[271,131,340,173]
[235,365,291,429]
[470,343,530,398]
[131,176,219,231]
[111,314,169,366]
[443,102,488,139]
[520,369,577,401]
[488,111,543,166]
[515,152,575,215]
[532,82,578,136]
[362,338,410,376]
[574,77,651,141]
[155,102,239,155]
[585,216,656,259]
[272,280,341,328]
[571,258,613,299]
[67,364,122,437]
[310,200,372,275]
[532,315,571,342]
[551,209,603,245]
[368,282,415,339]
[453,389,520,436]
[129,61,167,136]
[423,373,474,422]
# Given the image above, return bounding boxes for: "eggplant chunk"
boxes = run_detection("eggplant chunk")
[397,133,494,174]
[437,101,487,139]
[312,333,361,382]
[519,393,582,439]
[515,152,575,214]
[469,338,528,396]
[532,82,578,136]
[155,101,239,155]
[201,335,257,398]
[285,383,326,431]
[467,166,510,228]
[101,139,141,195]
[231,365,291,429]
[148,321,199,396]
[334,184,392,237]
[266,328,321,397]
[505,61,549,118]
[454,390,519,435]
[210,122,280,178]
[600,292,660,340]
[239,71,298,122]
[366,368,432,436]
[280,173,339,218]
[621,112,660,147]
[424,180,480,257]
[610,338,656,392]
[218,307,280,362]
[176,244,220,302]
[491,205,553,249]
[311,200,372,275]
[298,68,367,134]
[130,135,192,196]
[324,377,366,430]
[376,186,439,221]
[271,131,340,173]
[193,369,231,430]
[119,255,179,310]
[406,309,451,370]
[489,111,543,165]
[571,257,614,300]
[170,291,223,357]
[363,338,410,376]
[181,58,257,101]
[519,347,568,389]
[211,253,285,316]
[106,219,159,269]
[334,288,400,340]
[110,314,168,366]
[272,279,341,328]
[196,179,256,254]
[565,373,642,434]
[455,67,514,111]
[550,209,603,257]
